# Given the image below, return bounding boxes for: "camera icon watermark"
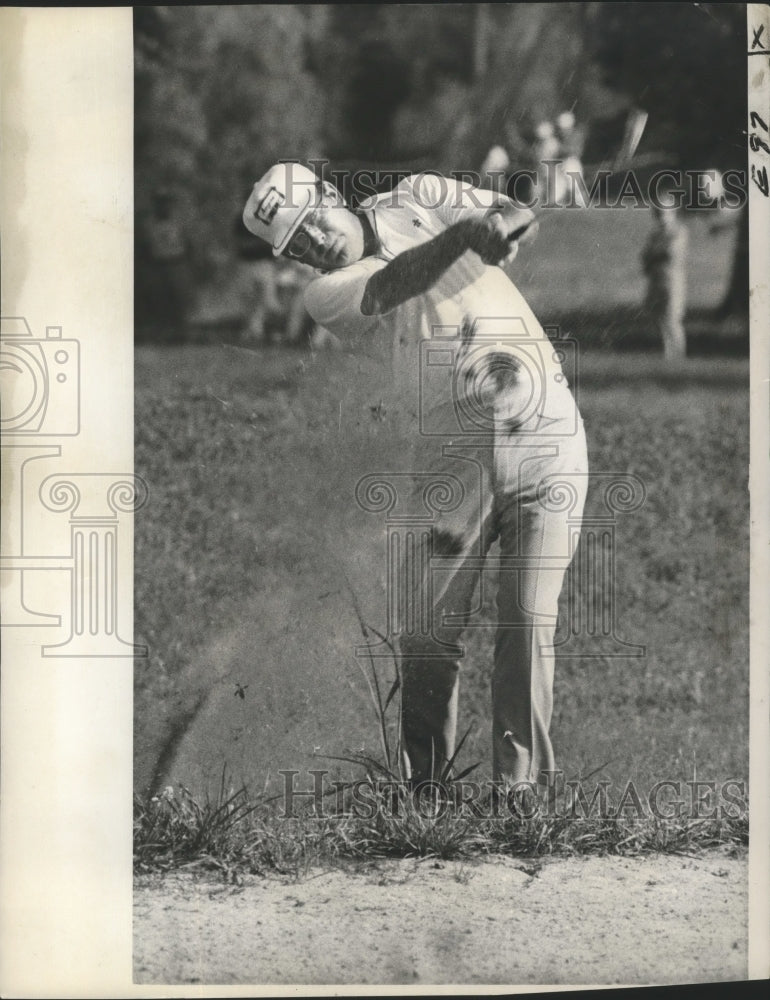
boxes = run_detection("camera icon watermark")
[355,317,644,662]
[1,315,145,657]
[0,317,80,436]
[418,317,580,439]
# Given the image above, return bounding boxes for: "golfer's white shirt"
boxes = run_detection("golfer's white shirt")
[304,174,564,427]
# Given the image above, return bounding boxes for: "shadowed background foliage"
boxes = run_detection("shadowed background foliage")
[134,3,747,315]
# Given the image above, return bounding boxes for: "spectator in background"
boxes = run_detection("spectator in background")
[503,117,538,205]
[143,190,191,342]
[642,202,688,359]
[555,110,587,206]
[247,241,284,344]
[532,120,562,205]
[480,142,511,193]
[234,211,335,347]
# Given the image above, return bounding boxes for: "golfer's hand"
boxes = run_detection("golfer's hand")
[464,213,519,266]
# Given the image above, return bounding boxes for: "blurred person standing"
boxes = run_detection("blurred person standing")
[143,189,191,342]
[555,110,587,206]
[480,143,511,193]
[532,120,562,206]
[234,212,320,346]
[642,204,688,359]
[504,117,538,206]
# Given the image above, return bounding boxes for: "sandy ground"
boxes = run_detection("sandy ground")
[134,850,746,987]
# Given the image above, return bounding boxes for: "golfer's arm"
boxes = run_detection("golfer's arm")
[483,199,537,239]
[361,221,474,316]
[360,201,536,316]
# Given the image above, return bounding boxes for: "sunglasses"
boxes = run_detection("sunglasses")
[284,206,329,260]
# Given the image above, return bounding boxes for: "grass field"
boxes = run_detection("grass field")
[512,201,738,318]
[135,206,749,813]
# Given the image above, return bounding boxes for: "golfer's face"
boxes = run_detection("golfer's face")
[285,194,364,270]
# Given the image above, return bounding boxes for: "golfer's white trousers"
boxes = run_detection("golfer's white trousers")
[397,378,588,786]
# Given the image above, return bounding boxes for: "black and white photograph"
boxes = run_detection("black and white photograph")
[1,3,768,995]
[129,3,763,987]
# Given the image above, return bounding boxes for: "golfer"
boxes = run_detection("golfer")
[243,163,588,794]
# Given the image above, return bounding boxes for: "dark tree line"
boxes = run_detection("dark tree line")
[135,3,747,310]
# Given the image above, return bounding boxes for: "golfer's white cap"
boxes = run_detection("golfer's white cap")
[243,162,321,256]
